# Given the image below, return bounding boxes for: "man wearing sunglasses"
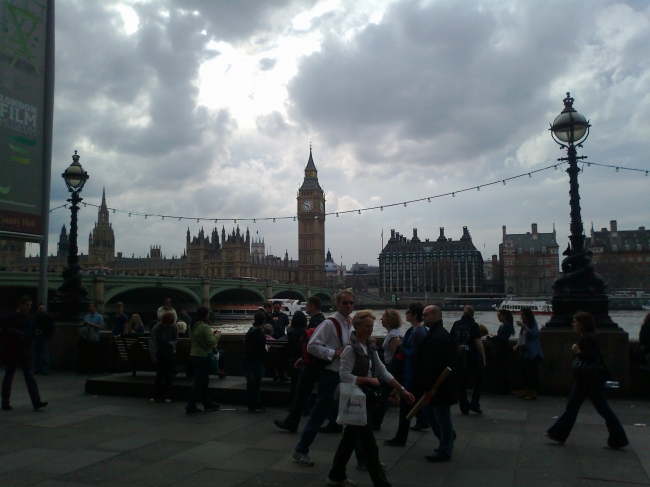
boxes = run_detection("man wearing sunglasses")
[292,291,356,467]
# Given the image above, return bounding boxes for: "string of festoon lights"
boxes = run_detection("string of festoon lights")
[49,161,648,222]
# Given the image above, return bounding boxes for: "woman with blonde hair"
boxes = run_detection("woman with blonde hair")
[128,314,145,334]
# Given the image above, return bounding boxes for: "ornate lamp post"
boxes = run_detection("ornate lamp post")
[546,94,615,328]
[57,151,90,306]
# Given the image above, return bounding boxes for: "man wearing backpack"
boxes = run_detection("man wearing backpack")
[292,291,355,467]
[450,306,486,415]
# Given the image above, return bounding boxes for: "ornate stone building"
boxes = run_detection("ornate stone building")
[499,223,560,295]
[2,150,327,286]
[297,148,326,286]
[586,220,650,291]
[379,227,484,294]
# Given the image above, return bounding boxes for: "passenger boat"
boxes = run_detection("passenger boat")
[495,297,553,315]
[212,305,258,321]
[278,299,307,318]
[642,302,650,311]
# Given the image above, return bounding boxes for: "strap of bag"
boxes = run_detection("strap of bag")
[329,317,343,346]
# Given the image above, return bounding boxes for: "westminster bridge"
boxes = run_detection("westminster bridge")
[0,272,334,314]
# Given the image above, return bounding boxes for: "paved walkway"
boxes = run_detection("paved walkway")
[0,372,649,487]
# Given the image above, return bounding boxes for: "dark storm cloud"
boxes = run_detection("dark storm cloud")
[286,0,611,167]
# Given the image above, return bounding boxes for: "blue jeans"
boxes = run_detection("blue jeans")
[187,357,210,408]
[33,339,51,374]
[296,369,340,454]
[423,403,454,459]
[547,381,628,446]
[245,361,263,410]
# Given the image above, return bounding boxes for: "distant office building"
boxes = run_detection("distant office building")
[325,249,346,288]
[586,220,650,291]
[499,223,559,295]
[379,227,484,294]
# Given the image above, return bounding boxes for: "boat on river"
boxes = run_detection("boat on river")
[495,297,552,315]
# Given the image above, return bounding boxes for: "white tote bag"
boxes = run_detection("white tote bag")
[336,382,367,426]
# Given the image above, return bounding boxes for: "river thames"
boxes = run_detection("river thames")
[214,309,648,338]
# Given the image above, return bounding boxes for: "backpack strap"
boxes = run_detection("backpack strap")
[329,317,343,345]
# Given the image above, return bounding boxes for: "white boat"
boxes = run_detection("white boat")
[496,297,552,315]
[212,306,257,321]
[278,299,307,318]
[643,302,650,311]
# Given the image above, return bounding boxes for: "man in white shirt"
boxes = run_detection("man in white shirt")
[293,291,355,467]
[157,298,177,323]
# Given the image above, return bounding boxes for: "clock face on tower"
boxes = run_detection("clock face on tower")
[301,199,313,212]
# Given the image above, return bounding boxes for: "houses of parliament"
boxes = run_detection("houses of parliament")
[0,150,327,287]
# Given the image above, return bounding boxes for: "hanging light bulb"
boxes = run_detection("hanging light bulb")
[358,209,361,214]
[253,219,256,223]
[452,193,455,197]
[615,167,619,172]
[196,218,199,223]
[646,171,649,176]
[380,206,383,211]
[128,213,131,217]
[427,198,430,202]
[477,186,480,191]
[502,180,506,185]
[162,216,164,220]
[336,212,339,217]
[554,165,558,170]
[83,203,86,207]
[178,218,181,221]
[293,216,296,221]
[112,209,115,213]
[404,202,407,207]
[234,219,237,223]
[587,162,591,167]
[145,215,147,219]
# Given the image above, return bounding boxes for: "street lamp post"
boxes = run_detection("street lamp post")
[546,94,615,328]
[55,151,90,317]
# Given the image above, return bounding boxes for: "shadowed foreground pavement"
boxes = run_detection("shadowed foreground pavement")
[0,371,649,487]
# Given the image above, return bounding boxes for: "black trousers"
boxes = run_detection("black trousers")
[520,356,540,390]
[330,423,391,487]
[77,339,99,373]
[2,351,41,407]
[154,352,176,401]
[495,349,512,393]
[187,357,210,407]
[458,361,485,412]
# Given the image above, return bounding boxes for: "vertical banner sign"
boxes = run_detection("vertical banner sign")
[0,0,47,237]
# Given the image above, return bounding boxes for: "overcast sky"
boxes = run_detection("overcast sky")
[41,0,650,267]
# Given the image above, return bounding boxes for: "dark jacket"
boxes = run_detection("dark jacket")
[308,312,326,329]
[270,312,290,339]
[1,311,36,356]
[35,312,55,340]
[575,333,600,365]
[412,320,457,406]
[287,324,307,362]
[640,322,650,351]
[489,320,515,355]
[244,326,267,364]
[149,323,178,360]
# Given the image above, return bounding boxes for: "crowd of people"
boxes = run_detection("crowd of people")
[1,292,648,487]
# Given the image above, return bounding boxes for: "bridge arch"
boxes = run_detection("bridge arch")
[314,292,334,306]
[272,289,307,301]
[105,284,201,307]
[210,287,266,305]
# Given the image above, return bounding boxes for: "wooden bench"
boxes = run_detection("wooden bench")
[120,336,193,376]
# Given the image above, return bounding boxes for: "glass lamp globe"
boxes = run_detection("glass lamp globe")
[62,151,88,190]
[551,93,590,144]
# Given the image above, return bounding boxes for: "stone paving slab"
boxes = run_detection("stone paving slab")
[0,371,649,487]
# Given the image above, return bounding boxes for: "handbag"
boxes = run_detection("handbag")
[336,382,367,426]
[571,356,603,383]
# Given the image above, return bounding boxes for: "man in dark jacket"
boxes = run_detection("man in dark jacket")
[449,305,486,415]
[244,311,267,413]
[270,301,290,339]
[1,296,47,411]
[413,305,456,462]
[33,304,55,375]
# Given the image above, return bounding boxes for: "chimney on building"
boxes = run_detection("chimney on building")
[391,229,395,240]
[610,220,617,232]
[639,226,646,231]
[413,228,418,239]
[502,225,506,239]
[438,227,446,242]
[532,223,538,235]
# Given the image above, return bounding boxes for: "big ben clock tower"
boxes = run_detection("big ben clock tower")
[297,147,326,287]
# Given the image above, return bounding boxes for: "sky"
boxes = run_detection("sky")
[41,0,650,267]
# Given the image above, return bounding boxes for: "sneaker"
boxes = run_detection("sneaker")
[203,403,220,412]
[327,477,357,486]
[410,422,430,431]
[383,437,406,447]
[1,404,12,411]
[544,432,565,445]
[607,437,629,449]
[248,407,266,413]
[150,398,155,403]
[319,421,343,433]
[33,401,48,411]
[356,462,386,471]
[186,406,203,415]
[164,399,172,403]
[293,450,314,467]
[274,419,298,433]
[468,406,483,415]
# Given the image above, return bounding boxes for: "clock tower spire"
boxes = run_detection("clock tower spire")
[297,146,325,286]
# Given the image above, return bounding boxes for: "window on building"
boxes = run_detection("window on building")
[542,247,546,253]
[638,257,642,263]
[637,244,642,251]
[625,244,630,251]
[538,259,543,265]
[530,247,534,254]
[646,256,650,262]
[518,248,523,254]
[612,245,618,251]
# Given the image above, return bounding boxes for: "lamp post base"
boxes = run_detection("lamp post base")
[49,298,91,322]
[545,292,618,328]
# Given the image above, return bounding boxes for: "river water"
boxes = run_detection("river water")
[214,309,648,339]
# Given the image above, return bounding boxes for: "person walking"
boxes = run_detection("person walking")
[371,309,403,431]
[292,291,354,467]
[1,296,48,412]
[287,310,308,402]
[487,309,515,394]
[450,305,486,415]
[274,296,326,433]
[185,306,220,415]
[243,311,267,413]
[327,309,414,487]
[149,312,178,403]
[512,307,543,400]
[546,312,628,449]
[414,305,457,462]
[33,304,55,375]
[385,302,428,446]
